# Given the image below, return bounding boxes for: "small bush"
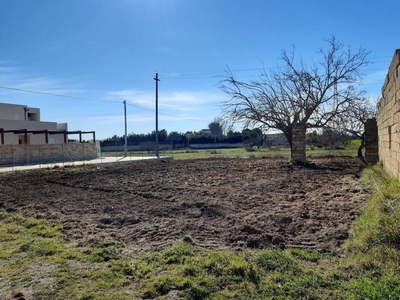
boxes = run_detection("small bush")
[162,241,195,264]
[254,250,296,272]
[17,238,64,257]
[181,276,216,300]
[29,223,62,238]
[348,278,400,299]
[290,248,328,262]
[84,246,118,262]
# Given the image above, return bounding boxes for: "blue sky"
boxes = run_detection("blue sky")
[0,0,398,139]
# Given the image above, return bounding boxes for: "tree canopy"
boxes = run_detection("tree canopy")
[220,36,370,162]
[208,118,224,138]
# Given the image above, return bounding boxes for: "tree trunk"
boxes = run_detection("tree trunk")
[284,130,293,153]
[356,133,367,164]
[357,145,363,158]
[358,138,365,159]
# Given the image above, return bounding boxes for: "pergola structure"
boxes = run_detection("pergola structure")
[0,128,96,145]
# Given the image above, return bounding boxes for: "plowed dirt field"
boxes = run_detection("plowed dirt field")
[0,157,370,256]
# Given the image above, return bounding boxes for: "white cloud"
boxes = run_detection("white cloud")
[108,90,154,107]
[67,113,206,125]
[0,61,85,97]
[0,62,222,138]
[83,115,154,123]
[0,66,17,73]
[108,89,223,113]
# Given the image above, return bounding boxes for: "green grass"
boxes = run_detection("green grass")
[129,243,341,299]
[348,139,362,148]
[102,145,359,160]
[342,165,400,299]
[2,162,400,299]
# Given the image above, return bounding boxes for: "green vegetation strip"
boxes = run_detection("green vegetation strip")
[1,164,400,299]
[103,146,358,160]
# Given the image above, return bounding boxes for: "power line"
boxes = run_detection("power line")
[161,62,392,81]
[0,85,208,123]
[0,85,122,104]
[126,102,205,122]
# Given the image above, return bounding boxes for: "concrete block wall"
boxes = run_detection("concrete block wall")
[377,49,400,176]
[0,142,98,166]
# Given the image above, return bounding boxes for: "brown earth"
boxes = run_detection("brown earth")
[0,156,370,256]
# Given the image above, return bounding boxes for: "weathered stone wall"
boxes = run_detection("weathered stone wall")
[291,123,306,163]
[377,49,400,176]
[365,118,379,164]
[0,142,98,166]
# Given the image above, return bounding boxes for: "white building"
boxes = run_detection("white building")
[0,102,68,145]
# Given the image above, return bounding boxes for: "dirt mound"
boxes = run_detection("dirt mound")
[0,157,369,255]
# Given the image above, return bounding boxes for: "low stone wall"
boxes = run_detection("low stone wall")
[0,142,99,166]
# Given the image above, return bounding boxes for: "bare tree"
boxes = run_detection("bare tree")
[335,97,376,159]
[308,127,351,150]
[209,118,224,151]
[220,36,370,163]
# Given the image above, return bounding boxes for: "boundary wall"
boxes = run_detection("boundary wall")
[377,49,400,176]
[365,118,379,164]
[0,142,99,166]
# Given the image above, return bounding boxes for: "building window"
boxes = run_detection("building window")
[388,126,392,149]
[27,113,38,121]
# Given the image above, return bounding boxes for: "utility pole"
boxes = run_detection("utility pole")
[123,100,128,157]
[153,72,160,158]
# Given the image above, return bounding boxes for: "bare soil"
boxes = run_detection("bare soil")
[0,157,370,255]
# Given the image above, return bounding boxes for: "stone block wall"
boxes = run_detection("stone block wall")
[377,49,400,176]
[0,142,98,166]
[291,123,306,163]
[365,118,379,164]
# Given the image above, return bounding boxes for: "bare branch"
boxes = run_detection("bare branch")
[219,36,371,159]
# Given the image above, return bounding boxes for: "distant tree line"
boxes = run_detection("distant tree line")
[100,129,250,147]
[101,120,361,151]
[100,124,264,148]
[307,129,355,150]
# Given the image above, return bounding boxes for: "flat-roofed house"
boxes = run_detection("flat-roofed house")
[0,102,98,165]
[0,102,67,145]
